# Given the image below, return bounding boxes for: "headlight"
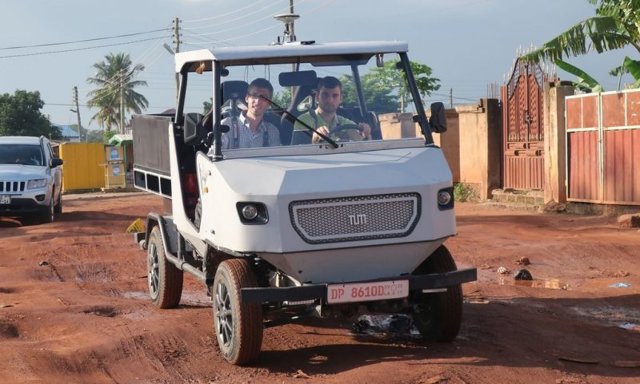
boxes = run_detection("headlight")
[241,204,259,220]
[27,179,47,189]
[236,202,268,224]
[437,187,454,210]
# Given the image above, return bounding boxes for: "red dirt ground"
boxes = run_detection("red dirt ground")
[0,193,638,384]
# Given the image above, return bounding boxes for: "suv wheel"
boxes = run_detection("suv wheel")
[54,192,62,214]
[41,197,55,223]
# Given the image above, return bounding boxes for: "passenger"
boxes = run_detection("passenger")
[294,76,371,143]
[215,78,281,150]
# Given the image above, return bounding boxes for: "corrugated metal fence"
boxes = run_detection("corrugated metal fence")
[59,143,106,192]
[566,89,640,205]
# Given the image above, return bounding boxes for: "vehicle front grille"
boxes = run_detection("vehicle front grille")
[0,181,26,193]
[289,193,421,244]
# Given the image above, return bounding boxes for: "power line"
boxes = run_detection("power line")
[181,0,274,25]
[0,27,171,51]
[0,36,169,59]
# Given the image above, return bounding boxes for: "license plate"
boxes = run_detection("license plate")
[0,195,10,204]
[327,280,409,304]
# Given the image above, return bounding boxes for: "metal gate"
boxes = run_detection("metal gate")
[501,58,546,190]
[566,90,640,204]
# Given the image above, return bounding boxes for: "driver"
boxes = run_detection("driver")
[294,76,371,143]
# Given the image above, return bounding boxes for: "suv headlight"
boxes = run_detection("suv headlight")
[27,179,47,189]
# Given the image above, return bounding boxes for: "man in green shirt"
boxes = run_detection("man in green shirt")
[294,76,371,144]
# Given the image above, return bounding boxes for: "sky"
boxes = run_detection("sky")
[0,0,636,131]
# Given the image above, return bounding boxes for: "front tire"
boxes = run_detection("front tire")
[411,245,463,342]
[41,196,55,223]
[54,191,62,215]
[213,259,263,365]
[147,226,183,308]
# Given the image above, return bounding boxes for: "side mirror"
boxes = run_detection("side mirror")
[429,102,447,133]
[183,112,205,144]
[51,158,63,168]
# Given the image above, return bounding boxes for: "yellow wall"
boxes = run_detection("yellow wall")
[59,143,106,192]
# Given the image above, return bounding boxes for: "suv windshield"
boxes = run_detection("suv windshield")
[0,144,44,166]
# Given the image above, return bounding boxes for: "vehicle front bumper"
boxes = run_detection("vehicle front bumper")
[0,190,50,218]
[241,268,477,303]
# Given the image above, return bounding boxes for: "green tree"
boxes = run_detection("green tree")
[523,0,640,88]
[342,59,440,113]
[0,90,61,139]
[86,52,149,133]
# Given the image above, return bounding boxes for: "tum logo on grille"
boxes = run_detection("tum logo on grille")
[348,214,367,226]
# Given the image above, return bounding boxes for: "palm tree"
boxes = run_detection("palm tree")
[523,0,640,88]
[87,53,148,133]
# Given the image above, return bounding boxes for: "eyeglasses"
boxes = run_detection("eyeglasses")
[247,93,269,100]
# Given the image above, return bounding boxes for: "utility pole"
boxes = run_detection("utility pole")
[120,75,125,134]
[172,17,181,100]
[71,86,83,142]
[449,88,453,109]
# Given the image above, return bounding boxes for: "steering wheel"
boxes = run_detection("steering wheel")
[329,123,365,141]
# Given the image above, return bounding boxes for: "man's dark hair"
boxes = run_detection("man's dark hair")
[248,78,273,96]
[317,76,342,91]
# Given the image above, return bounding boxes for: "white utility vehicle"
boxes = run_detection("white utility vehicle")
[0,135,63,223]
[132,40,476,365]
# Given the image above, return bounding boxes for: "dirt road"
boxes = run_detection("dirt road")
[1,193,638,383]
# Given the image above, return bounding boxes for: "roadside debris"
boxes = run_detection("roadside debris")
[126,218,145,233]
[609,282,631,288]
[293,369,312,379]
[352,314,413,335]
[619,322,639,331]
[617,213,640,228]
[514,269,533,280]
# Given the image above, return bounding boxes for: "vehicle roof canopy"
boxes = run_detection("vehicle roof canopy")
[0,136,43,145]
[174,40,408,73]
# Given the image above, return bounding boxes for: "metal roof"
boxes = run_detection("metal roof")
[175,40,408,72]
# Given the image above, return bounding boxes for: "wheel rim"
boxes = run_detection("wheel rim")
[147,243,160,298]
[214,280,233,348]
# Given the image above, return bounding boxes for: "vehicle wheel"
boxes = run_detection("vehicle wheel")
[54,192,62,215]
[411,245,463,342]
[213,259,263,365]
[41,196,55,223]
[147,225,183,308]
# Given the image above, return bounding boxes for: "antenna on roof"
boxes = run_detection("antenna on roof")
[274,0,299,44]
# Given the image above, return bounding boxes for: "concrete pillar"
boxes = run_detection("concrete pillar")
[456,98,502,200]
[433,109,460,183]
[543,82,574,203]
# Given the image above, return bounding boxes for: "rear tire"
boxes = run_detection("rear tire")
[147,226,183,308]
[213,259,263,365]
[411,245,463,342]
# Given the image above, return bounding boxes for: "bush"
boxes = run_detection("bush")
[453,182,478,202]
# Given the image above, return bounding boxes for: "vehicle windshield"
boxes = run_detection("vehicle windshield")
[181,50,431,155]
[0,144,44,166]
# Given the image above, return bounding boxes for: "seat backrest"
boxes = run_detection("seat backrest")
[221,80,248,104]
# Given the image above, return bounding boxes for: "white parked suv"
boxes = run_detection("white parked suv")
[0,136,63,223]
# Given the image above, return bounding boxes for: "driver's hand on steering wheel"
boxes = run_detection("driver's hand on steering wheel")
[311,126,331,144]
[312,123,372,143]
[359,123,372,140]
